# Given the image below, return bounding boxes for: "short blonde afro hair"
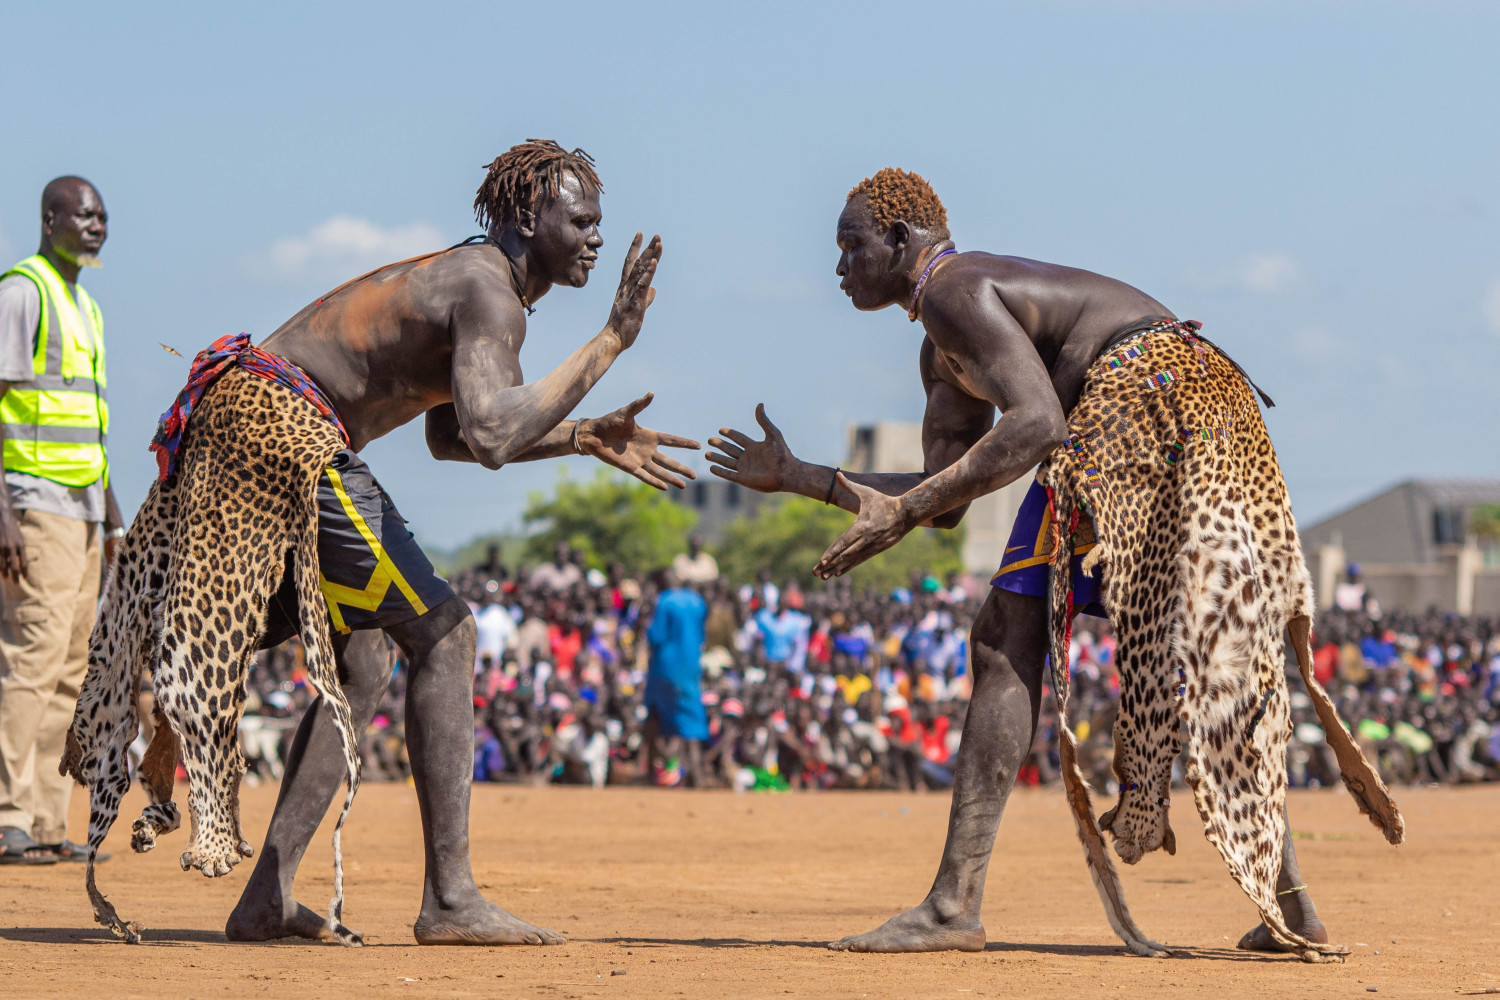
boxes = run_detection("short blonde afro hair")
[847,168,949,238]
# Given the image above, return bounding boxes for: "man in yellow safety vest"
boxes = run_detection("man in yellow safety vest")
[0,177,123,865]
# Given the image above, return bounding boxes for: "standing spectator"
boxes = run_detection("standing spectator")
[473,542,509,583]
[755,603,812,673]
[0,178,123,865]
[671,535,719,586]
[471,585,516,674]
[529,541,583,592]
[644,568,709,786]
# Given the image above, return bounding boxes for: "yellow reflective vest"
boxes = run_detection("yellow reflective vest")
[0,255,108,487]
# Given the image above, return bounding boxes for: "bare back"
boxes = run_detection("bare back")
[919,253,1172,416]
[260,244,522,451]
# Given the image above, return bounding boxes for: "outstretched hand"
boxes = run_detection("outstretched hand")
[706,404,797,494]
[813,474,914,579]
[606,233,662,350]
[579,392,699,490]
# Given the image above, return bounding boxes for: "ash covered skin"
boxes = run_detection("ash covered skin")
[708,169,1328,953]
[224,143,699,946]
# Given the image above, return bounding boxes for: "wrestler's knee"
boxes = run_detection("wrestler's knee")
[387,596,474,663]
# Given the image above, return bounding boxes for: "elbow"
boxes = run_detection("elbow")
[1032,412,1070,457]
[463,425,518,470]
[472,447,507,471]
[930,505,969,530]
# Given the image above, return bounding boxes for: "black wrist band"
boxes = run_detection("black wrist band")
[825,468,841,505]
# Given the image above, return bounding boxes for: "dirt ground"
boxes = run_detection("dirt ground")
[1,782,1496,999]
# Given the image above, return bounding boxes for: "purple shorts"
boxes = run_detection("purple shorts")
[990,479,1106,618]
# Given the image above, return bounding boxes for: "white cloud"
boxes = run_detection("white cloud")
[257,215,445,281]
[1483,278,1500,337]
[1182,252,1304,295]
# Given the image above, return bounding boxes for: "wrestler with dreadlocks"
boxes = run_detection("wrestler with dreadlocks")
[708,169,1401,960]
[206,139,696,945]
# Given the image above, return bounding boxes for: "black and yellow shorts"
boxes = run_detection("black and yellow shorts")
[259,450,455,649]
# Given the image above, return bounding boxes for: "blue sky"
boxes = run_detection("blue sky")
[3,2,1496,548]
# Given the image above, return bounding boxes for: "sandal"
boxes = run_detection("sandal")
[0,826,57,865]
[41,839,109,864]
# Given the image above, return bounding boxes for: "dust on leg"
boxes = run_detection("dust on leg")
[392,599,565,946]
[227,629,392,942]
[830,589,1045,954]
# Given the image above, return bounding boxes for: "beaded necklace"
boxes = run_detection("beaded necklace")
[907,242,957,321]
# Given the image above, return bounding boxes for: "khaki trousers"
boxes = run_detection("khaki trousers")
[0,509,100,842]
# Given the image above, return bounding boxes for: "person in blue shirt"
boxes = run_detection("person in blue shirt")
[644,568,709,786]
[755,603,812,671]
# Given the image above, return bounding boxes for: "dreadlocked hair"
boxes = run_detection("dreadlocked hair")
[846,168,949,238]
[474,139,603,231]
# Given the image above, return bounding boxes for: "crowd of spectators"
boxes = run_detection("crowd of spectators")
[237,542,1500,794]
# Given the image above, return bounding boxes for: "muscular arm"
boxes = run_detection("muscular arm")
[447,292,624,470]
[447,236,660,471]
[893,285,1066,526]
[764,370,994,528]
[707,343,994,528]
[425,403,587,464]
[810,278,1067,579]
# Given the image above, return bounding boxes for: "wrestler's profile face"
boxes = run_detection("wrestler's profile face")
[531,172,602,289]
[836,196,898,311]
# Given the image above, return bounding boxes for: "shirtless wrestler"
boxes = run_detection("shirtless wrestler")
[707,168,1323,954]
[223,140,698,945]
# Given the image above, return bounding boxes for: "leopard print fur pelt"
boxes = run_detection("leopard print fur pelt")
[60,367,363,946]
[1042,321,1404,963]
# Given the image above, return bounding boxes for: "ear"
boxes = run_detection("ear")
[889,219,912,251]
[517,208,537,239]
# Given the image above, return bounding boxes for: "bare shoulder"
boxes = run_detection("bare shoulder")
[418,245,517,305]
[392,245,531,345]
[925,251,1167,340]
[931,251,1118,294]
[919,254,1026,344]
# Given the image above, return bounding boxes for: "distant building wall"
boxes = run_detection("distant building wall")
[1303,479,1500,615]
[961,477,1033,577]
[1473,570,1500,618]
[669,478,766,544]
[1314,542,1499,617]
[1299,483,1424,564]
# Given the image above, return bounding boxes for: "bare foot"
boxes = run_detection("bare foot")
[413,898,567,946]
[828,899,984,953]
[225,895,333,942]
[1236,902,1328,952]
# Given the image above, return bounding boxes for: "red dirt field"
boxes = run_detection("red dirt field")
[1,782,1496,999]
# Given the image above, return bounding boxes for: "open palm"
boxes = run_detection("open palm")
[582,392,699,490]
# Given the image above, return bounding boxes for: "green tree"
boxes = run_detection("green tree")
[712,494,964,591]
[521,469,698,571]
[1473,504,1500,545]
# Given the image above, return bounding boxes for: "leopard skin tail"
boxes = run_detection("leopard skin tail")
[1046,484,1168,958]
[291,521,365,947]
[1288,615,1404,845]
